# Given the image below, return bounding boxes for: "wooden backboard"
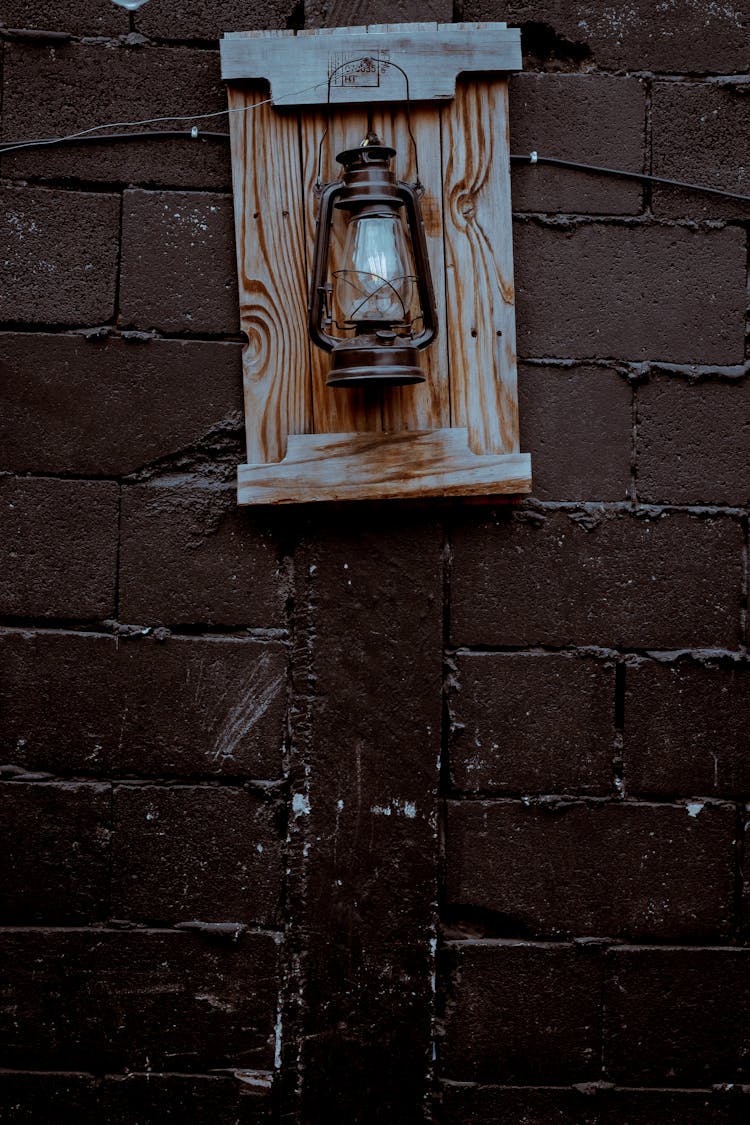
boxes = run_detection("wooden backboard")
[221,23,532,504]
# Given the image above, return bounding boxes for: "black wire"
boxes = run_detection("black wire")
[1,127,749,204]
[509,153,750,204]
[0,129,230,153]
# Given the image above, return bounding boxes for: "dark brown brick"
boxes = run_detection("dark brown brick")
[439,1083,598,1124]
[604,946,750,1084]
[519,364,632,501]
[451,510,742,650]
[0,1073,102,1125]
[450,653,614,794]
[441,941,601,1083]
[651,82,750,220]
[0,1,126,35]
[510,74,644,215]
[102,1074,273,1124]
[0,334,243,476]
[0,782,110,923]
[118,483,286,627]
[0,478,119,619]
[305,0,451,28]
[0,1072,274,1125]
[112,785,281,924]
[463,0,750,73]
[0,43,231,191]
[625,660,750,797]
[120,190,238,334]
[296,520,441,944]
[297,518,443,863]
[294,515,442,1118]
[599,1087,731,1124]
[637,375,750,506]
[740,809,750,938]
[446,799,734,940]
[135,0,291,40]
[514,222,746,365]
[0,631,286,778]
[0,187,119,327]
[437,1084,736,1123]
[0,928,278,1070]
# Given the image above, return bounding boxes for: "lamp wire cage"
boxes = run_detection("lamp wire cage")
[315,55,423,193]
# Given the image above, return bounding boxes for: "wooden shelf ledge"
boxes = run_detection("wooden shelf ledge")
[237,428,532,504]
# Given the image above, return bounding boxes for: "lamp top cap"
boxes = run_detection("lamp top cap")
[336,132,397,168]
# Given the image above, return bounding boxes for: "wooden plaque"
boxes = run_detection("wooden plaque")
[221,22,532,504]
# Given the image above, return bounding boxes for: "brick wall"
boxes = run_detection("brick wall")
[0,2,748,1122]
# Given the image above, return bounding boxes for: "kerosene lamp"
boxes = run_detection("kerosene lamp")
[308,132,437,388]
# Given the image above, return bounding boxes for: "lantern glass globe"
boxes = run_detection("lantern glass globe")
[335,212,415,327]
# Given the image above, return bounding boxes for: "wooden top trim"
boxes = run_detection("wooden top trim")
[223,21,508,38]
[220,22,522,105]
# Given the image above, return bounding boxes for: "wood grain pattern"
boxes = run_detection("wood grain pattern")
[221,24,521,104]
[227,86,312,463]
[441,78,520,455]
[237,429,531,504]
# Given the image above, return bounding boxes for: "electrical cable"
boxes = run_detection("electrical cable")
[1,121,749,205]
[0,129,231,151]
[509,152,750,204]
[0,80,326,156]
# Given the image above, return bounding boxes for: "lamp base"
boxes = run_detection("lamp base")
[326,335,426,388]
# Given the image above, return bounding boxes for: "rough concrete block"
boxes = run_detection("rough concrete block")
[451,510,742,650]
[0,334,243,476]
[0,187,119,327]
[1,43,231,191]
[637,375,750,506]
[449,653,615,794]
[441,940,601,1083]
[514,222,746,365]
[0,631,287,779]
[510,74,644,214]
[0,928,278,1071]
[519,364,632,501]
[112,784,282,924]
[0,782,110,923]
[446,799,734,940]
[0,478,119,619]
[120,190,238,334]
[604,946,750,1084]
[118,482,286,627]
